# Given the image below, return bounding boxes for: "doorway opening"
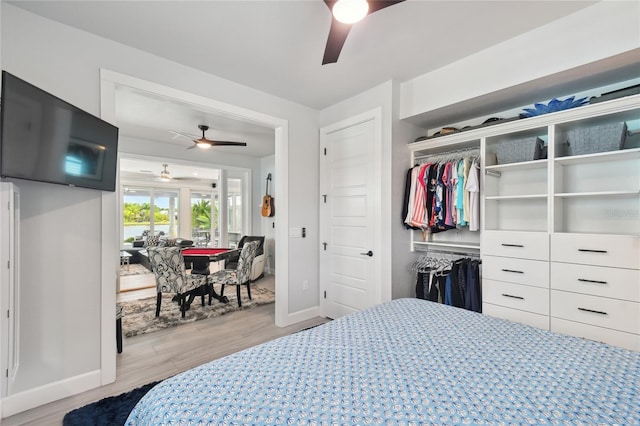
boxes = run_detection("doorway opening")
[100,69,290,384]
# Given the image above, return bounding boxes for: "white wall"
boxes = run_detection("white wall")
[400,1,640,124]
[390,81,425,299]
[260,155,276,274]
[1,3,318,413]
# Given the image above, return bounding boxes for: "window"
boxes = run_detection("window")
[191,190,216,247]
[122,187,179,246]
[227,177,243,248]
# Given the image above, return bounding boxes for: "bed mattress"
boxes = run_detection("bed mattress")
[126,298,639,425]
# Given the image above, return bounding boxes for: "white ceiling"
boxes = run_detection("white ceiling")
[8,0,596,110]
[120,157,220,184]
[8,0,597,174]
[115,86,276,158]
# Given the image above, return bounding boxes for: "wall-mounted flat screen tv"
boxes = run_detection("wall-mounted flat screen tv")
[0,71,119,191]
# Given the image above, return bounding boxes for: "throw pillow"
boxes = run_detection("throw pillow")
[144,235,160,247]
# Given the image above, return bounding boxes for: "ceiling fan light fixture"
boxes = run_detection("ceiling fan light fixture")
[196,141,212,149]
[333,0,369,24]
[160,163,171,181]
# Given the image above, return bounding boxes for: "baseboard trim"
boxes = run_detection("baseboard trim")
[1,370,101,418]
[282,306,320,327]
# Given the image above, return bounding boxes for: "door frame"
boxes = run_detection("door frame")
[99,69,289,384]
[319,108,383,317]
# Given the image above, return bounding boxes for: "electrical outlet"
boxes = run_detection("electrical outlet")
[302,280,309,290]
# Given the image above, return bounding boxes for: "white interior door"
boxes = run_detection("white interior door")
[320,111,381,319]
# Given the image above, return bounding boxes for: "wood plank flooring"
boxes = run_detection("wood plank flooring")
[2,275,327,425]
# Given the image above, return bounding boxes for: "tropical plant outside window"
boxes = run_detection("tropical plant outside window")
[191,190,218,247]
[122,187,179,245]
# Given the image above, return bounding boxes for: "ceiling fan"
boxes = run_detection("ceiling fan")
[322,0,405,65]
[155,163,205,182]
[170,124,247,150]
[159,163,171,181]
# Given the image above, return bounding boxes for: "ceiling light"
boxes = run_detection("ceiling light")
[160,163,171,181]
[333,0,369,24]
[196,141,211,149]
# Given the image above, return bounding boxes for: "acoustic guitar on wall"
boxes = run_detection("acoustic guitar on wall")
[261,173,274,217]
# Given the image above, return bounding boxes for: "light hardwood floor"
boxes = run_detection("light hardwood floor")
[3,274,327,425]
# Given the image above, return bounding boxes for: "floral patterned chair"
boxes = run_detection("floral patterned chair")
[148,246,207,318]
[209,241,259,307]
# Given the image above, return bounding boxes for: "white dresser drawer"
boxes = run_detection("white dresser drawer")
[551,262,640,302]
[483,256,549,288]
[483,303,549,330]
[551,318,640,352]
[482,231,549,260]
[551,233,640,269]
[483,279,549,315]
[551,290,640,335]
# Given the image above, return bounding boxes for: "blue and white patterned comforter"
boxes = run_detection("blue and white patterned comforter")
[126,298,639,425]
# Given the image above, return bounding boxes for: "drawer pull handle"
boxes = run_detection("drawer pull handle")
[578,249,608,254]
[578,278,608,285]
[578,307,608,316]
[501,293,524,300]
[501,269,524,274]
[501,243,524,248]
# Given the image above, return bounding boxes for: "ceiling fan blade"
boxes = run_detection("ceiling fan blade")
[186,144,197,150]
[321,0,406,65]
[322,17,352,65]
[367,0,405,14]
[209,141,247,147]
[169,130,198,140]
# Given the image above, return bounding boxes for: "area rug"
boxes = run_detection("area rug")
[63,381,160,426]
[121,286,275,337]
[119,263,152,277]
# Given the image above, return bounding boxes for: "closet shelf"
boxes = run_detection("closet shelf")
[414,241,480,251]
[554,147,640,165]
[485,194,547,200]
[485,159,548,172]
[555,190,640,198]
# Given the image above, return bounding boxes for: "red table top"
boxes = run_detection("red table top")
[182,248,233,255]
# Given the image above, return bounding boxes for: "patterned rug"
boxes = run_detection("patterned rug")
[121,286,275,337]
[119,263,152,277]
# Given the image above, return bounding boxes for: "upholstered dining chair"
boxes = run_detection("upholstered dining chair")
[225,236,266,282]
[147,246,207,318]
[209,241,259,307]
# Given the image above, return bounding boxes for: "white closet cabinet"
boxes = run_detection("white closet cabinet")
[409,94,639,351]
[482,125,551,330]
[481,95,640,351]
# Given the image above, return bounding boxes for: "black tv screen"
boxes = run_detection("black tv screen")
[0,71,119,191]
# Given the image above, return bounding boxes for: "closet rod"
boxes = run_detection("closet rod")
[414,147,480,163]
[417,248,481,258]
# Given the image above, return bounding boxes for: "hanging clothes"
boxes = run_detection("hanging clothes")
[412,254,482,313]
[402,150,480,235]
[466,159,480,232]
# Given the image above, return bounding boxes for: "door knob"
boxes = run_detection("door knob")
[360,250,373,257]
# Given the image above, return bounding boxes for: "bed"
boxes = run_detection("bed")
[126,298,639,425]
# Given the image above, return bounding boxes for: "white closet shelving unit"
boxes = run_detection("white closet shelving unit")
[408,94,640,351]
